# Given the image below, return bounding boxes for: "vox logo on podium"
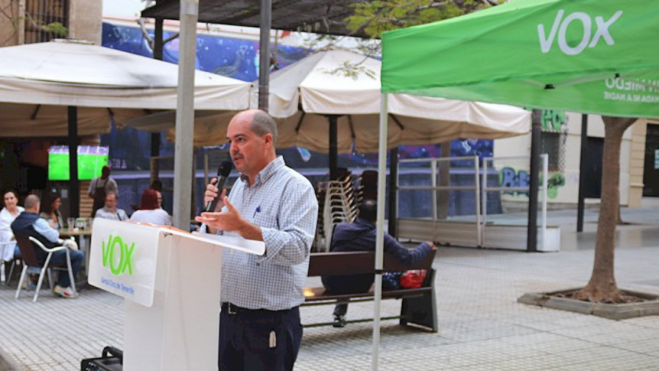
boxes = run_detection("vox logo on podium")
[102,235,135,276]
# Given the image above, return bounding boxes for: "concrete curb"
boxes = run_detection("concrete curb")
[0,346,23,371]
[518,288,659,320]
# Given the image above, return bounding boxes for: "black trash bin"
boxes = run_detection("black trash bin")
[80,346,123,371]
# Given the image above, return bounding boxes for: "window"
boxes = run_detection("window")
[540,131,564,172]
[24,0,69,44]
[535,109,567,172]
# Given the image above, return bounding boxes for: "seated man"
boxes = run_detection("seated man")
[11,195,83,298]
[321,199,436,327]
[94,191,128,221]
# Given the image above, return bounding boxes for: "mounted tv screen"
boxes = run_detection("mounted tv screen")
[48,146,109,181]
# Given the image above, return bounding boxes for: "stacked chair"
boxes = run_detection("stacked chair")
[314,168,358,252]
[313,169,382,252]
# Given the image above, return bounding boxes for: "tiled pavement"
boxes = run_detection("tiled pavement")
[1,220,659,370]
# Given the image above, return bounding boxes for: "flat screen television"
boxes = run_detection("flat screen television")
[48,145,110,181]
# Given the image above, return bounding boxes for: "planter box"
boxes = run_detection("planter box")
[518,288,659,320]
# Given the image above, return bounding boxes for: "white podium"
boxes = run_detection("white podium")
[88,218,265,371]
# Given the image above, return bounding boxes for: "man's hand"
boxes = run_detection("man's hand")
[195,197,263,241]
[426,241,438,250]
[204,178,226,212]
[196,196,245,232]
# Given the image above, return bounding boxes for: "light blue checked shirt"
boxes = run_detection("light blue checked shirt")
[220,156,318,310]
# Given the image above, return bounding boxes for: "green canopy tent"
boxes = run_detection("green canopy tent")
[367,0,659,369]
[381,0,659,116]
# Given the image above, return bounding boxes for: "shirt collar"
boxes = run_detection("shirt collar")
[240,156,285,186]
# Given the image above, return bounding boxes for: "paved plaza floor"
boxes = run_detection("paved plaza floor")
[1,205,659,370]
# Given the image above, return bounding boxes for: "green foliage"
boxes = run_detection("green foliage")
[41,22,68,37]
[321,0,498,79]
[346,0,492,38]
[321,60,378,80]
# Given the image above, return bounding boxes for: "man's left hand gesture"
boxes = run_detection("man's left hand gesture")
[195,196,246,232]
[196,197,263,241]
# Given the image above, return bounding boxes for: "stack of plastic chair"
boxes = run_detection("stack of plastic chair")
[314,169,359,252]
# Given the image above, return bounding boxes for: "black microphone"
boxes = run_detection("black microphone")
[205,161,233,212]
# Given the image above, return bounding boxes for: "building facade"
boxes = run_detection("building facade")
[494,111,653,208]
[0,0,102,47]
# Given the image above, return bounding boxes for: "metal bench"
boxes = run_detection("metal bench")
[302,250,438,332]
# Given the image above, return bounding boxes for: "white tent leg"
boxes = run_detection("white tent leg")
[372,93,388,371]
[173,0,198,230]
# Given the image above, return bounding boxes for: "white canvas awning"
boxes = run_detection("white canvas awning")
[0,40,252,137]
[122,49,530,151]
[0,103,141,137]
[257,49,530,153]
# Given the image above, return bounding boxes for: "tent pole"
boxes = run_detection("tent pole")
[527,111,542,252]
[172,0,198,230]
[152,19,163,166]
[67,106,79,218]
[577,114,588,232]
[151,133,161,158]
[373,93,388,371]
[329,115,338,180]
[387,147,398,237]
[154,18,164,61]
[258,0,272,111]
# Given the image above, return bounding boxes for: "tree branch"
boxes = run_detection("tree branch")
[137,18,155,51]
[164,32,179,44]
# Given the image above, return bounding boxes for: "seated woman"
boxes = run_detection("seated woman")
[0,190,24,263]
[39,192,64,230]
[130,189,172,226]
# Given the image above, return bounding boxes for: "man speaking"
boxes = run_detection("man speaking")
[196,110,318,371]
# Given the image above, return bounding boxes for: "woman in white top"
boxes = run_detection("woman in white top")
[0,191,24,261]
[130,188,172,226]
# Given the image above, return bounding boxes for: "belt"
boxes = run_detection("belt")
[221,302,297,315]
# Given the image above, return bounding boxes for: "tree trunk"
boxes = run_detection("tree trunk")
[574,116,636,303]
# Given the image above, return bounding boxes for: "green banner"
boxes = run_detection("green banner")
[381,0,659,118]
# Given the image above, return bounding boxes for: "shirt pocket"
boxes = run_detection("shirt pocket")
[253,211,279,229]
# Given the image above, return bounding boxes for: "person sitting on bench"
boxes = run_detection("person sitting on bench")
[321,198,436,328]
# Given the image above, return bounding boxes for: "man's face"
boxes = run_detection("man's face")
[105,194,117,210]
[226,114,272,178]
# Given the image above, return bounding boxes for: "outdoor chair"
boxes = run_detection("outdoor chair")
[14,235,77,302]
[0,240,14,283]
[1,240,23,286]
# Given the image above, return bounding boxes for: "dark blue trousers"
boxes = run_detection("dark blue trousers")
[48,249,84,288]
[218,304,302,371]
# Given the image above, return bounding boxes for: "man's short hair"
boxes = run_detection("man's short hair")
[359,199,377,222]
[24,194,40,210]
[105,191,117,201]
[250,110,278,145]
